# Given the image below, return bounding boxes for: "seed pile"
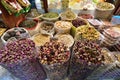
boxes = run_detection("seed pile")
[0,39,35,64]
[73,39,104,65]
[38,40,70,65]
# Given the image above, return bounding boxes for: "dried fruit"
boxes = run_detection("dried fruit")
[73,39,104,65]
[38,40,70,65]
[72,18,87,27]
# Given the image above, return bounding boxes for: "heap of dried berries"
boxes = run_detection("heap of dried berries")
[0,39,47,80]
[0,39,35,64]
[69,39,105,80]
[38,40,70,65]
[73,39,104,65]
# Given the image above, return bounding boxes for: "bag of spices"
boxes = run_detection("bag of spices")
[37,40,70,80]
[69,39,105,80]
[1,0,24,16]
[0,39,47,80]
[16,0,31,13]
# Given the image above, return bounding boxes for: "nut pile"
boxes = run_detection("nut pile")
[73,39,104,65]
[38,40,70,65]
[72,18,87,27]
[0,39,35,64]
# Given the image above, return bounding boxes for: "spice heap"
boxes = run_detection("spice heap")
[72,18,87,27]
[38,40,70,65]
[54,21,72,34]
[33,34,50,46]
[75,25,100,41]
[73,39,104,65]
[40,22,54,35]
[0,39,35,64]
[69,39,104,80]
[97,2,114,10]
[55,34,74,48]
[38,40,70,80]
[61,9,76,20]
[26,9,41,19]
[0,39,47,80]
[41,23,54,33]
[42,12,59,18]
[19,19,37,28]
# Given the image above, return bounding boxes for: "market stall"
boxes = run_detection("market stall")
[0,0,120,80]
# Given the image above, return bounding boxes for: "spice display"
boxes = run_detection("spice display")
[42,12,59,18]
[69,39,104,80]
[26,9,41,19]
[60,9,76,20]
[0,3,120,79]
[40,21,54,36]
[96,2,114,10]
[19,19,37,29]
[54,21,72,34]
[75,25,100,41]
[55,34,74,48]
[32,34,50,46]
[38,40,70,80]
[0,39,47,80]
[1,27,30,44]
[72,18,87,28]
[78,13,94,19]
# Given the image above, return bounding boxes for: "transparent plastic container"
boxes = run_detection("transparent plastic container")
[69,54,100,80]
[86,48,116,80]
[1,58,47,80]
[43,60,69,80]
